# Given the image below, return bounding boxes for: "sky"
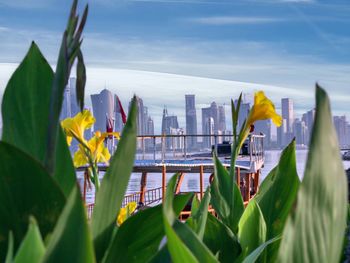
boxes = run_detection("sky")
[0,0,349,132]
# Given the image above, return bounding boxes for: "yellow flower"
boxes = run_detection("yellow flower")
[246,91,282,128]
[61,110,95,145]
[72,131,120,167]
[117,202,137,226]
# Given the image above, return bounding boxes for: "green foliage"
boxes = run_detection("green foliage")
[254,140,300,260]
[277,85,348,263]
[92,97,137,261]
[0,1,347,262]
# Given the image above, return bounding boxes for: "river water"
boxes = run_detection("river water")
[82,150,350,204]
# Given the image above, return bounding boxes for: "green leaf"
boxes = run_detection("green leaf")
[92,97,137,261]
[211,154,244,233]
[187,189,211,239]
[203,213,242,263]
[277,85,348,263]
[14,217,45,263]
[42,187,95,263]
[254,140,300,260]
[0,142,65,262]
[238,200,266,256]
[242,236,280,263]
[163,175,217,263]
[1,42,76,197]
[5,232,14,263]
[103,194,192,263]
[76,49,86,111]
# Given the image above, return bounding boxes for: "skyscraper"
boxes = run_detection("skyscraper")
[334,116,348,147]
[218,105,226,132]
[60,77,80,120]
[185,95,197,149]
[237,102,250,131]
[255,120,271,148]
[162,107,179,149]
[201,102,219,134]
[281,98,294,147]
[91,89,115,133]
[203,117,215,148]
[294,118,307,146]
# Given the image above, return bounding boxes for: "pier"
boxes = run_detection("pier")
[80,134,265,219]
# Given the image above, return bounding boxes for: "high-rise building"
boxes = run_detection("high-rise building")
[302,109,315,145]
[294,118,307,146]
[91,89,115,133]
[280,98,294,147]
[334,116,348,148]
[255,120,271,148]
[218,105,226,132]
[201,102,219,135]
[237,102,250,131]
[203,117,215,148]
[162,107,179,149]
[60,77,80,120]
[185,95,197,149]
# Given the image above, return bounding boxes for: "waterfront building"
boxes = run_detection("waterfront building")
[202,102,219,134]
[203,117,215,148]
[279,98,294,147]
[255,120,271,148]
[334,115,348,148]
[162,107,179,149]
[237,102,250,131]
[294,118,307,146]
[302,109,315,146]
[185,95,198,149]
[170,127,185,150]
[218,105,226,132]
[91,89,115,133]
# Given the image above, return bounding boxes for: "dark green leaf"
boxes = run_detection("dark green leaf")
[103,194,192,263]
[277,85,348,263]
[14,217,45,263]
[254,140,300,260]
[242,236,280,263]
[238,200,266,256]
[76,49,86,111]
[203,213,242,263]
[92,97,137,261]
[42,187,95,263]
[5,232,14,263]
[1,42,76,197]
[0,142,65,262]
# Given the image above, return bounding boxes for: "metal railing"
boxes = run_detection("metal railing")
[134,134,265,162]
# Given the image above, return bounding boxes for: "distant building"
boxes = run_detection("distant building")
[203,117,215,148]
[334,116,348,148]
[91,89,115,133]
[202,102,222,134]
[294,118,307,146]
[280,98,294,147]
[170,127,185,150]
[162,107,179,149]
[218,105,226,132]
[60,77,80,119]
[185,95,198,149]
[237,102,250,131]
[302,109,315,146]
[254,120,271,148]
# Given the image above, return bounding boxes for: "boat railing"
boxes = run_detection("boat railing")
[133,134,265,162]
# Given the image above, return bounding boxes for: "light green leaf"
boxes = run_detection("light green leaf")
[92,97,137,261]
[0,142,65,262]
[277,85,348,263]
[5,232,14,263]
[14,217,45,263]
[254,140,300,260]
[242,236,281,263]
[42,187,95,263]
[1,42,76,197]
[238,200,266,256]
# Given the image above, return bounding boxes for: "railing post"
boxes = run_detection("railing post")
[162,165,166,203]
[139,172,147,204]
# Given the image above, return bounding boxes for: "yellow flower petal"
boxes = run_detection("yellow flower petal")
[73,146,88,167]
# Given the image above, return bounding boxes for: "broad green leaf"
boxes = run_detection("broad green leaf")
[203,213,242,263]
[1,42,76,197]
[187,189,211,239]
[0,142,65,262]
[242,236,281,263]
[211,154,244,233]
[277,85,348,263]
[14,217,45,263]
[103,194,192,263]
[238,200,266,256]
[5,232,14,263]
[92,97,137,261]
[254,140,300,260]
[163,175,217,263]
[42,187,95,263]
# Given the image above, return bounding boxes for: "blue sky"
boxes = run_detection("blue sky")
[0,0,349,131]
